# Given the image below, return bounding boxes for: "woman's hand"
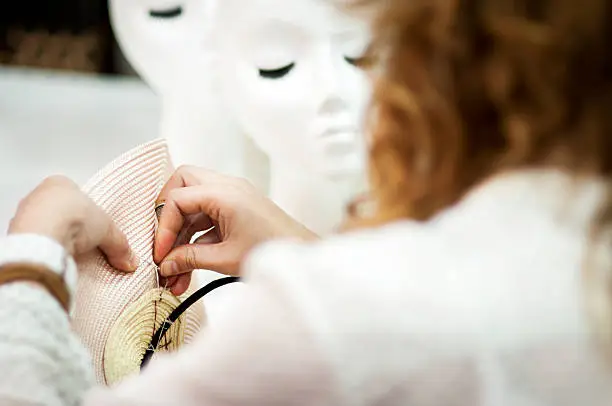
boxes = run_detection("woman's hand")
[154,166,317,294]
[8,175,138,272]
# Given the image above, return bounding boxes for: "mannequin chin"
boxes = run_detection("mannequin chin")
[211,0,372,233]
[109,0,250,181]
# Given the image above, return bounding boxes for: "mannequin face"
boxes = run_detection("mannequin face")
[213,0,371,179]
[109,0,211,95]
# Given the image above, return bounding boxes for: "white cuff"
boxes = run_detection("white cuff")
[0,234,78,306]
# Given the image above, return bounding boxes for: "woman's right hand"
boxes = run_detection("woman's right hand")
[153,166,317,295]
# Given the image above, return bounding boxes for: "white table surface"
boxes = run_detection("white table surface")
[0,67,239,320]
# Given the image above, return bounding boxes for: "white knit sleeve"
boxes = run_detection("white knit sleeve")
[0,235,95,406]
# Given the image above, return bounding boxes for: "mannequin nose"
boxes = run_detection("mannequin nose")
[320,92,347,115]
[316,61,349,115]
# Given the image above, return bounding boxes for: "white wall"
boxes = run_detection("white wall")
[0,67,159,231]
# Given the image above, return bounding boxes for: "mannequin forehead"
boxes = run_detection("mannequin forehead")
[216,0,366,35]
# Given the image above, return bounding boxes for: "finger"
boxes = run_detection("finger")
[169,273,193,296]
[154,208,214,263]
[155,169,188,208]
[161,229,219,278]
[160,242,239,277]
[174,213,215,247]
[153,194,187,263]
[154,186,225,263]
[159,228,218,274]
[98,215,138,272]
[155,166,227,207]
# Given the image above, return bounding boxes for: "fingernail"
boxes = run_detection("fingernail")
[161,260,178,276]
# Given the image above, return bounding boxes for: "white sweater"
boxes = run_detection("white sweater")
[2,169,612,406]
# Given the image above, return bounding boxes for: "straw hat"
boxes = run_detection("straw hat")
[71,139,205,385]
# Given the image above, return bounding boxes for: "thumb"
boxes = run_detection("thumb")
[160,242,240,277]
[98,216,138,272]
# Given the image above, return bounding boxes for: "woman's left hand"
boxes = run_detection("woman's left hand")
[8,175,138,272]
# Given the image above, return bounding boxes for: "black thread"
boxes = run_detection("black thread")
[140,276,241,369]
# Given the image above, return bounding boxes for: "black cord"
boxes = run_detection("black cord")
[140,276,241,369]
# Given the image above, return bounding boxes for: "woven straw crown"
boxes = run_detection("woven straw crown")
[72,139,205,385]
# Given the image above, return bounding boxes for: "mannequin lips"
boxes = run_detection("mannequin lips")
[326,140,355,156]
[320,126,356,138]
[319,129,359,156]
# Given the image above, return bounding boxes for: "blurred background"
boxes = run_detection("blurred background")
[0,0,135,75]
[0,0,159,231]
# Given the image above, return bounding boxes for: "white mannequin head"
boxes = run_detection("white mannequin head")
[210,0,372,180]
[109,0,212,96]
[109,0,259,185]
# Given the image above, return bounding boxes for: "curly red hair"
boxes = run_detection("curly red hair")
[347,0,612,356]
[350,0,612,224]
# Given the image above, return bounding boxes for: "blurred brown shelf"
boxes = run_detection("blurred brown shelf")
[0,0,115,74]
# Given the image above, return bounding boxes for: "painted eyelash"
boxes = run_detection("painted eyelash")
[149,5,183,18]
[344,56,361,66]
[258,63,295,79]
